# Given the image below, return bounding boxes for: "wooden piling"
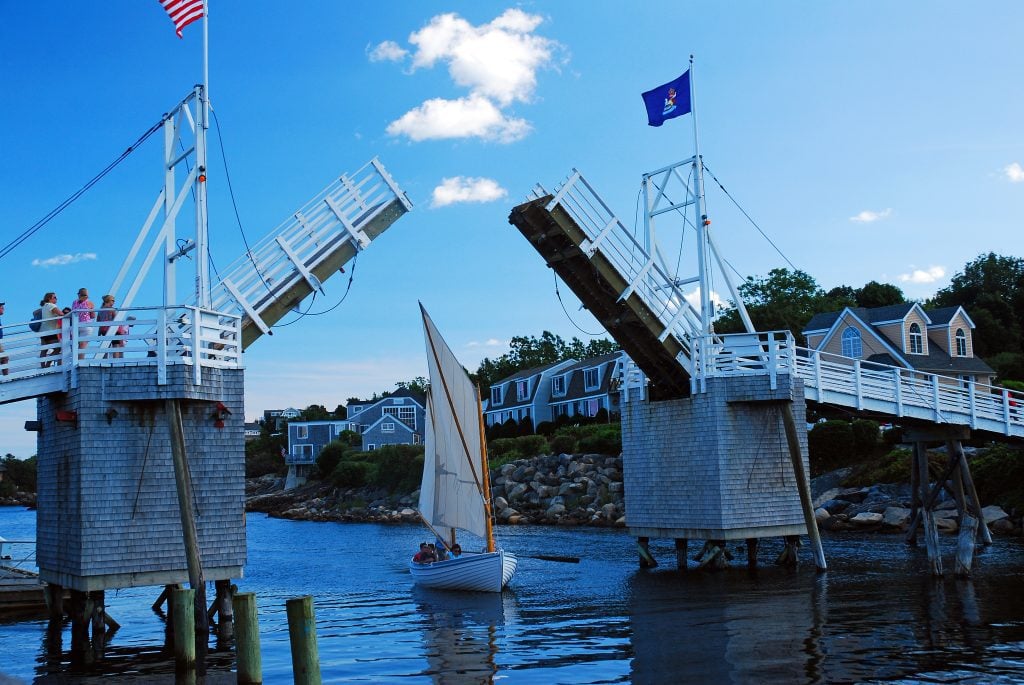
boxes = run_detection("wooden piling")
[955,514,978,577]
[69,589,91,665]
[907,445,920,546]
[746,538,759,569]
[90,590,106,655]
[286,595,322,685]
[171,587,196,671]
[637,537,657,568]
[951,442,992,545]
[916,442,943,576]
[233,592,263,685]
[45,582,63,621]
[780,404,827,571]
[166,398,209,668]
[674,539,688,570]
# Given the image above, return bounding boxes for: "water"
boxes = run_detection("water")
[2,507,1024,683]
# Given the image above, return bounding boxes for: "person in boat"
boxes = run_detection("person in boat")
[434,538,448,561]
[450,544,462,559]
[412,542,436,564]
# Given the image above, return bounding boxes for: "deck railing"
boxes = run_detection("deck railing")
[691,330,795,392]
[0,305,242,403]
[0,538,37,574]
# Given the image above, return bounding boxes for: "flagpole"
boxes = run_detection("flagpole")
[196,1,211,307]
[689,54,712,337]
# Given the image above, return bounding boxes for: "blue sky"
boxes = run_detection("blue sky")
[1,2,1022,457]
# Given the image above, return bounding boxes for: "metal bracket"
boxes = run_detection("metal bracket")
[222,278,272,336]
[275,236,324,294]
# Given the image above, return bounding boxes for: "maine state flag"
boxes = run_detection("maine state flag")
[642,70,691,127]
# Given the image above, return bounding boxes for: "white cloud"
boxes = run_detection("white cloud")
[684,288,725,312]
[31,252,97,268]
[408,9,556,106]
[368,40,408,63]
[850,208,892,223]
[466,338,505,348]
[898,265,946,284]
[1005,162,1024,183]
[386,95,530,143]
[431,176,508,208]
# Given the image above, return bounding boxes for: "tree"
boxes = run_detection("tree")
[930,252,1024,359]
[473,331,619,391]
[716,268,828,342]
[332,404,347,419]
[395,377,428,395]
[855,281,905,308]
[301,404,330,421]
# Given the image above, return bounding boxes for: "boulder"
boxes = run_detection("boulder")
[982,505,1009,524]
[498,507,519,522]
[882,506,911,528]
[850,512,883,526]
[819,499,851,515]
[837,487,870,503]
[813,488,843,509]
[507,483,528,502]
[934,516,958,533]
[493,496,509,512]
[546,502,566,519]
[814,507,831,524]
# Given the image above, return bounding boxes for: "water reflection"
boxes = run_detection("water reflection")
[412,588,512,684]
[627,568,826,684]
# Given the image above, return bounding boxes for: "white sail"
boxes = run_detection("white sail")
[419,305,488,541]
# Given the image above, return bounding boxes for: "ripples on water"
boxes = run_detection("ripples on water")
[1,509,1023,683]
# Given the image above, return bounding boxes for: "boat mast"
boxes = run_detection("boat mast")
[477,386,496,554]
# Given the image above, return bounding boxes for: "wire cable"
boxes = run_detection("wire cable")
[0,118,165,261]
[702,162,800,272]
[272,252,360,326]
[553,271,604,337]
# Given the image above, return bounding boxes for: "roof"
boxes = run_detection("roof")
[804,303,921,333]
[494,359,575,385]
[551,352,624,403]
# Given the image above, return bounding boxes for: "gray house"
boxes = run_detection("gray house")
[547,351,627,421]
[285,419,359,489]
[483,358,576,429]
[346,389,426,451]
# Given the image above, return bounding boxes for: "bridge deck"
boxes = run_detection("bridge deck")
[509,196,691,399]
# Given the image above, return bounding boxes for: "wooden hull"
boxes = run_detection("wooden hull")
[409,550,517,593]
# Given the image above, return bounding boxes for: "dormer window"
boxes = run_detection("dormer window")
[490,386,503,405]
[584,367,600,390]
[516,379,530,401]
[841,327,862,359]
[908,323,924,354]
[955,328,967,357]
[552,375,566,396]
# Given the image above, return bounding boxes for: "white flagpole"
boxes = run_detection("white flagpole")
[196,0,211,307]
[689,54,713,336]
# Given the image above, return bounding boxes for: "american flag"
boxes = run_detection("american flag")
[159,0,205,38]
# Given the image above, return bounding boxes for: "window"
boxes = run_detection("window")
[908,323,923,354]
[382,422,395,433]
[516,379,530,401]
[349,405,362,414]
[552,375,566,396]
[292,444,313,457]
[367,444,376,451]
[841,327,862,359]
[296,425,308,440]
[413,434,421,445]
[955,328,967,357]
[584,367,600,390]
[553,404,568,417]
[383,406,415,425]
[491,386,503,405]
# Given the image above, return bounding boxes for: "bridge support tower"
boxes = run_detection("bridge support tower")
[622,373,826,571]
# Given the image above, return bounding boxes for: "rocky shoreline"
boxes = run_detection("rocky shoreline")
[247,451,1023,537]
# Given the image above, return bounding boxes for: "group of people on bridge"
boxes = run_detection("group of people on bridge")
[0,288,129,376]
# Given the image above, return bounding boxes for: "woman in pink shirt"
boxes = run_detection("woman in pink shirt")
[71,287,95,359]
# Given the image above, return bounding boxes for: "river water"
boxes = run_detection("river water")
[2,507,1024,683]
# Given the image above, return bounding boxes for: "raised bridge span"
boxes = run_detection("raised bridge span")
[508,169,1024,440]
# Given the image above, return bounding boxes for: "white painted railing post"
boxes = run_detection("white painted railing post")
[813,350,822,400]
[933,375,941,422]
[854,360,863,410]
[767,334,778,390]
[968,381,977,428]
[157,308,168,386]
[191,307,202,386]
[1003,389,1012,433]
[893,367,903,417]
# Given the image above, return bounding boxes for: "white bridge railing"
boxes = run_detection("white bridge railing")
[0,305,242,404]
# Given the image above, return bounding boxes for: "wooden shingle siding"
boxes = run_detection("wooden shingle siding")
[622,375,808,539]
[36,366,246,592]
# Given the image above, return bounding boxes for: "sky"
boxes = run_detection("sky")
[1,1,1022,457]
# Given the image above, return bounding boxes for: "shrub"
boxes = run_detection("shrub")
[843,448,912,486]
[882,425,904,447]
[315,441,349,479]
[535,421,556,436]
[578,425,622,455]
[367,444,425,493]
[331,460,375,488]
[517,417,535,436]
[338,429,362,447]
[593,408,610,424]
[514,435,549,457]
[489,438,520,460]
[550,434,577,455]
[851,419,880,456]
[970,443,1024,513]
[808,420,855,475]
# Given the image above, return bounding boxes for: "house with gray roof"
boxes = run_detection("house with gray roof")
[484,359,576,429]
[345,388,426,451]
[547,351,627,421]
[803,303,995,385]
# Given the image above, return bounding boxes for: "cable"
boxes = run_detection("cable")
[273,252,359,326]
[553,271,604,337]
[210,105,278,300]
[0,118,165,261]
[702,163,800,272]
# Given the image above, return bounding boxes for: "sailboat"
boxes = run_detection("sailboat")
[410,304,517,592]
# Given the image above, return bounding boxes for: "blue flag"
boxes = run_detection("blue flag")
[642,70,691,127]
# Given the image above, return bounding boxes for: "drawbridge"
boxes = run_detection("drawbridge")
[509,163,1024,439]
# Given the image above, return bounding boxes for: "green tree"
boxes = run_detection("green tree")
[473,331,618,390]
[855,281,905,308]
[332,404,347,419]
[395,377,428,395]
[716,268,829,342]
[301,404,330,421]
[929,252,1024,360]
